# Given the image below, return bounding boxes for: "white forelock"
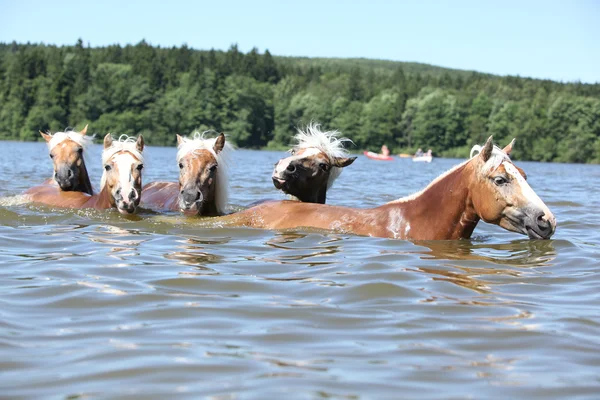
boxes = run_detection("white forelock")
[292,122,353,189]
[101,135,145,190]
[46,130,94,151]
[176,131,233,214]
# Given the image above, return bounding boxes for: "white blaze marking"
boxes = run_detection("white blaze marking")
[503,161,554,222]
[274,147,321,177]
[114,153,138,199]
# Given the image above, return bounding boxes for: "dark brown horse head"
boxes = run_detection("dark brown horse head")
[101,134,145,215]
[40,125,93,194]
[469,136,556,239]
[272,123,356,204]
[176,132,231,216]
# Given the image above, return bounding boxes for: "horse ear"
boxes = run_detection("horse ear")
[479,136,494,162]
[40,131,52,142]
[213,133,225,154]
[333,156,357,168]
[103,134,113,149]
[176,134,184,147]
[503,138,515,156]
[80,124,88,136]
[136,135,144,152]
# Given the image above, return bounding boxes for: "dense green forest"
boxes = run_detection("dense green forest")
[1,40,599,163]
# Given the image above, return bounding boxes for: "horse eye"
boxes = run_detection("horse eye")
[493,176,508,186]
[104,165,111,171]
[77,147,83,154]
[49,154,54,159]
[178,163,184,169]
[209,165,218,172]
[137,164,144,171]
[319,163,329,171]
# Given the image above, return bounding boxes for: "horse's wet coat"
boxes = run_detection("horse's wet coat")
[225,137,556,241]
[40,126,94,195]
[27,134,145,214]
[141,132,231,216]
[272,123,356,204]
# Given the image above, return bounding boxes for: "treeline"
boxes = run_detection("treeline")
[1,40,599,163]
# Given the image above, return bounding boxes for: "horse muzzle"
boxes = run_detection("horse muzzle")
[524,210,556,240]
[55,167,77,191]
[178,189,203,215]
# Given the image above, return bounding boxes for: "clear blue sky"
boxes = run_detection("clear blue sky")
[1,0,598,83]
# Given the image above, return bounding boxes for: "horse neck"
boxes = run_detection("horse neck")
[91,184,113,209]
[77,159,94,195]
[384,163,480,240]
[201,185,220,216]
[295,185,327,204]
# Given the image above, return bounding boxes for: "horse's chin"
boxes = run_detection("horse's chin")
[117,205,137,215]
[179,199,202,216]
[272,176,286,190]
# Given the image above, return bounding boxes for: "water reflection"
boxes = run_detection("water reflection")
[417,239,557,267]
[85,225,147,260]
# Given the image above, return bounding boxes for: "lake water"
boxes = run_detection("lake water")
[1,141,599,399]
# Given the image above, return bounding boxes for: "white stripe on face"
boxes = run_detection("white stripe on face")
[114,152,138,197]
[273,147,322,177]
[503,161,555,223]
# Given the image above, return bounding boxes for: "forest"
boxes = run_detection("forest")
[1,40,599,163]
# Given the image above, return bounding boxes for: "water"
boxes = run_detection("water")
[1,141,599,399]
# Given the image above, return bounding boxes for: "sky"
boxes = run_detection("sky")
[1,0,598,83]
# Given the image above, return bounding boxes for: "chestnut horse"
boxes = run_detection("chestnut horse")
[223,137,556,240]
[39,125,94,195]
[142,132,232,216]
[272,123,356,203]
[27,134,145,215]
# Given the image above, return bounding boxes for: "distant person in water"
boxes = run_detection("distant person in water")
[381,144,390,157]
[415,148,424,157]
[426,149,432,157]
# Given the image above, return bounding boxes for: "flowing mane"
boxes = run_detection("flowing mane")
[390,144,511,204]
[292,122,353,189]
[45,129,94,152]
[176,131,233,214]
[100,135,145,191]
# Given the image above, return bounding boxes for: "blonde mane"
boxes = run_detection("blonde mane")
[390,143,511,204]
[176,131,233,214]
[46,129,94,152]
[100,135,145,191]
[292,122,353,189]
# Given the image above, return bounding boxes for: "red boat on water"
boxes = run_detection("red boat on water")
[363,151,394,161]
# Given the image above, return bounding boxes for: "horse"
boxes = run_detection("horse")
[39,125,94,195]
[141,132,232,216]
[26,134,145,215]
[222,136,556,240]
[271,123,356,203]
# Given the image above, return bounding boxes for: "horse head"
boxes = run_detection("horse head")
[176,132,231,216]
[470,136,556,239]
[40,125,93,194]
[101,134,145,215]
[272,123,356,203]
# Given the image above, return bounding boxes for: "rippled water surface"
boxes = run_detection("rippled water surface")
[1,141,599,399]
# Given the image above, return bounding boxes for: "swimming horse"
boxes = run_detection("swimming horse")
[141,132,232,216]
[271,123,356,203]
[223,136,556,240]
[27,134,145,215]
[39,125,94,195]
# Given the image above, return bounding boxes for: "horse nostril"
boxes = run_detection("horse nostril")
[286,164,296,172]
[536,212,550,231]
[68,169,73,178]
[129,189,137,201]
[195,191,201,201]
[116,188,121,196]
